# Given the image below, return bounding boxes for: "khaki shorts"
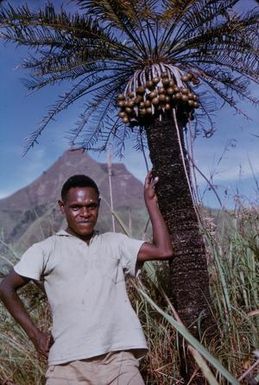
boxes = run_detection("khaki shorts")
[45,351,145,385]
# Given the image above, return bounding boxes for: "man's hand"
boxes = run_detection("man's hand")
[31,330,53,359]
[144,171,159,204]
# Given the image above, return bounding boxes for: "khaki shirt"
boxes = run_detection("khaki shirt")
[14,230,147,365]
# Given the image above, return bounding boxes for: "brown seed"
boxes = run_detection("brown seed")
[140,101,145,108]
[146,107,152,114]
[117,94,125,101]
[144,100,151,107]
[119,111,126,118]
[162,78,170,87]
[146,80,155,89]
[165,103,171,110]
[188,100,195,107]
[167,87,174,95]
[182,88,189,95]
[123,116,129,123]
[169,80,175,87]
[136,86,145,95]
[158,87,165,94]
[152,77,160,84]
[175,92,182,100]
[139,108,147,115]
[148,91,157,99]
[181,75,189,82]
[134,96,143,105]
[161,72,168,78]
[125,107,132,114]
[118,100,126,107]
[182,95,188,102]
[159,94,166,102]
[194,102,200,108]
[165,96,170,102]
[152,97,160,105]
[128,91,135,98]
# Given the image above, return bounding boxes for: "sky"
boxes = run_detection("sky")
[0,0,258,209]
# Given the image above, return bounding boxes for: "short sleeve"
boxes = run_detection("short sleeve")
[14,243,47,281]
[118,234,145,277]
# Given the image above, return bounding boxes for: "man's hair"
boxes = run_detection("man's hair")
[61,174,100,200]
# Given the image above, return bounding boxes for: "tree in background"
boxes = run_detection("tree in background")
[0,1,258,383]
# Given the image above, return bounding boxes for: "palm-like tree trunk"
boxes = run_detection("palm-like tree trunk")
[145,112,215,382]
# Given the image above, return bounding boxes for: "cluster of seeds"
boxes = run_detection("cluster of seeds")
[117,72,200,126]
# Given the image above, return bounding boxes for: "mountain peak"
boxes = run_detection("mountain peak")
[0,150,146,249]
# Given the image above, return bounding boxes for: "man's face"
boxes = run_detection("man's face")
[59,186,100,241]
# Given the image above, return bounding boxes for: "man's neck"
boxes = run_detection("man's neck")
[65,227,95,244]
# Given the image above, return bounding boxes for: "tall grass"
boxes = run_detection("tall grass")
[133,203,259,384]
[0,283,48,384]
[204,204,259,382]
[0,202,258,385]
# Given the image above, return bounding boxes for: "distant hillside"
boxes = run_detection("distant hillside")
[0,150,148,256]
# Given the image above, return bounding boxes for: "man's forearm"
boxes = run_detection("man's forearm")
[0,268,54,358]
[0,285,40,340]
[146,199,172,257]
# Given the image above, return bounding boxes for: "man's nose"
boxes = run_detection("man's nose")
[80,207,91,217]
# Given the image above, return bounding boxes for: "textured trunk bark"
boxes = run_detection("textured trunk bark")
[145,111,214,384]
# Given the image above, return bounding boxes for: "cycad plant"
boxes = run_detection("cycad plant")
[0,1,258,382]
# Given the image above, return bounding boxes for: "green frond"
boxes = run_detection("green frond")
[71,1,149,55]
[1,3,122,50]
[160,0,197,24]
[74,0,159,22]
[70,101,123,153]
[1,0,258,153]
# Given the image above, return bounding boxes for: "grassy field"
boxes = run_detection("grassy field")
[0,203,258,385]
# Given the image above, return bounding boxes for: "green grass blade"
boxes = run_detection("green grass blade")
[188,345,220,385]
[138,286,240,385]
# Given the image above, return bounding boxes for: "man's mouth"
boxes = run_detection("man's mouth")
[78,221,92,224]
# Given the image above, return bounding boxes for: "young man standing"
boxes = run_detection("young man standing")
[0,171,172,385]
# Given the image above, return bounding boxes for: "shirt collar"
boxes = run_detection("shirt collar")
[56,229,99,244]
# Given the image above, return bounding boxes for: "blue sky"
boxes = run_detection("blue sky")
[0,0,258,208]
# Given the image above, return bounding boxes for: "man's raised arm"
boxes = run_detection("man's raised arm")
[137,172,173,263]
